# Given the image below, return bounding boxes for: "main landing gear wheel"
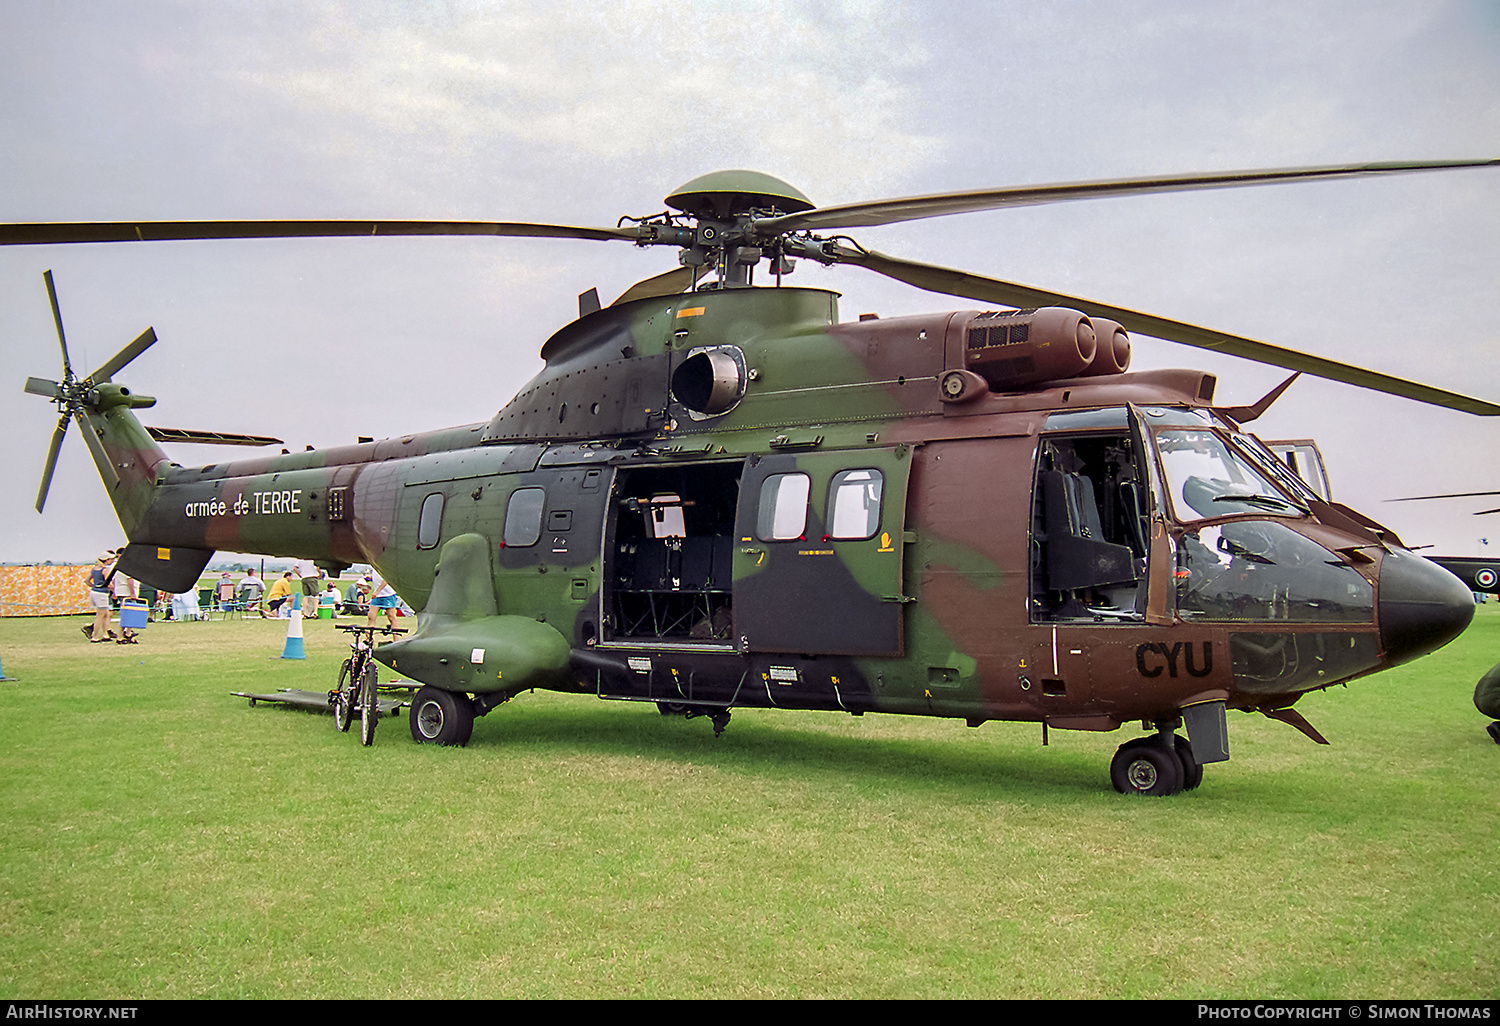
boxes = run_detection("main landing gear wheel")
[409,686,474,747]
[1111,736,1185,796]
[333,659,354,733]
[359,662,378,747]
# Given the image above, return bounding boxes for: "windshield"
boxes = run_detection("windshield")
[1155,428,1307,522]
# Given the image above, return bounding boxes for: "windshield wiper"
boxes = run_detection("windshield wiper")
[1212,493,1307,514]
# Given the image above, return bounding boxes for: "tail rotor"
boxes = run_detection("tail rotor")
[24,270,157,512]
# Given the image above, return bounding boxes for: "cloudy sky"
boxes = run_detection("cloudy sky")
[2,0,1497,565]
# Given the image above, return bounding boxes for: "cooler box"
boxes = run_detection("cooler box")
[119,599,149,630]
[319,595,336,619]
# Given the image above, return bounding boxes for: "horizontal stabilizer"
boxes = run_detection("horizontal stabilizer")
[145,426,284,446]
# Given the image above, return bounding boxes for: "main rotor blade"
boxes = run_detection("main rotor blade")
[611,266,695,306]
[757,160,1500,234]
[837,244,1500,416]
[89,327,157,384]
[24,376,63,398]
[0,219,642,247]
[1389,490,1500,502]
[43,269,73,379]
[73,410,121,491]
[35,415,69,513]
[145,426,284,446]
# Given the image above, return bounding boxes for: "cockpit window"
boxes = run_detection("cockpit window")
[1231,434,1322,505]
[1155,429,1307,522]
[1175,521,1373,623]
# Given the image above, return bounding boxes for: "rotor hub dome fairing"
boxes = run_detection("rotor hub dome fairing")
[665,171,815,219]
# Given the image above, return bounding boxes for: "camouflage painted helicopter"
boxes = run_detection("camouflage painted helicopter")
[11,161,1499,796]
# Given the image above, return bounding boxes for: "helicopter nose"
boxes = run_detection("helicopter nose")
[1378,548,1476,666]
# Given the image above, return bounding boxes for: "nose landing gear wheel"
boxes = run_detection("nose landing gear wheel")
[409,686,475,747]
[1111,736,1186,796]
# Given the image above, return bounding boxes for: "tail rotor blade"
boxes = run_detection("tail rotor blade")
[89,326,157,383]
[35,415,69,513]
[43,270,73,380]
[73,410,121,491]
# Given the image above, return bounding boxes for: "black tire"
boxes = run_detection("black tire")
[334,659,354,733]
[1111,737,1185,796]
[409,686,474,747]
[1174,734,1203,791]
[359,661,378,747]
[656,701,690,717]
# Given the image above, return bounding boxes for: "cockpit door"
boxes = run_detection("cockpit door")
[1128,405,1175,626]
[732,446,914,655]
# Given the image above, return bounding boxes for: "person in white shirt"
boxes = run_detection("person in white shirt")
[291,558,320,602]
[362,573,400,632]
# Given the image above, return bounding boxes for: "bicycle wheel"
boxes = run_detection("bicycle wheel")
[334,658,354,733]
[359,660,378,746]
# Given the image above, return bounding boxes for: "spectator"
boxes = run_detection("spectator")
[322,582,344,618]
[215,572,237,610]
[264,571,295,618]
[292,558,321,603]
[82,551,118,642]
[111,558,140,643]
[363,573,400,633]
[238,570,265,614]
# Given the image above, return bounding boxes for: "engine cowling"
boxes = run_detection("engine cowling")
[1079,316,1131,377]
[960,307,1099,389]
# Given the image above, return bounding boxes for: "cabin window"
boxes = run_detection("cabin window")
[503,487,546,547]
[416,492,445,550]
[827,469,884,540]
[757,473,810,541]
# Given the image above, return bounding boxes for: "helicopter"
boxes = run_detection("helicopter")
[1383,490,1500,595]
[10,161,1499,796]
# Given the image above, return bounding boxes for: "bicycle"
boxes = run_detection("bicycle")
[331,624,407,745]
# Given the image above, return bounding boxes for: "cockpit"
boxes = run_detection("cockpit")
[1029,405,1374,631]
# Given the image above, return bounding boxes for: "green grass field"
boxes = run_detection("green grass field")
[1,606,1496,999]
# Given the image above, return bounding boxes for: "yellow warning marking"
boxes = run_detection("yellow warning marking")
[676,307,706,319]
[157,548,170,560]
